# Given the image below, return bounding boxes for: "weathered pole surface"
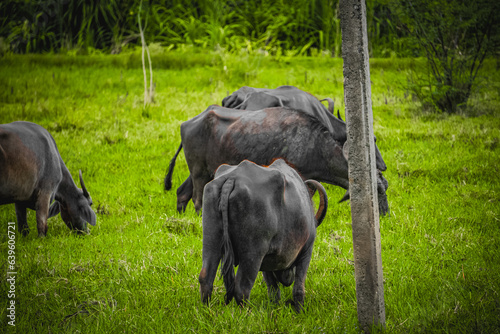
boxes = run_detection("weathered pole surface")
[339,0,386,331]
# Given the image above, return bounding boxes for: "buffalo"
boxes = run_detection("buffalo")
[0,121,96,236]
[199,159,328,312]
[166,106,389,215]
[165,85,388,214]
[221,85,387,171]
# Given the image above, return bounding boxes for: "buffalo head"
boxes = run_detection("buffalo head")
[49,170,96,233]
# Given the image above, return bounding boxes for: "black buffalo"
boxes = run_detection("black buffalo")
[0,121,96,236]
[166,106,389,215]
[165,86,388,213]
[199,159,328,312]
[221,85,387,171]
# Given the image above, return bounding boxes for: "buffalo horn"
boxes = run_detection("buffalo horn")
[339,190,350,203]
[79,170,90,198]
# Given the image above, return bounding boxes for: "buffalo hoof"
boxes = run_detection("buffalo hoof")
[20,228,30,237]
[285,299,303,313]
[176,202,188,213]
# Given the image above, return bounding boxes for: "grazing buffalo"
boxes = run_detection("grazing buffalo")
[0,121,96,236]
[166,106,389,215]
[165,86,388,213]
[221,85,387,172]
[199,159,328,312]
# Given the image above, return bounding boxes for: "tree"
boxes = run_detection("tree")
[392,0,500,113]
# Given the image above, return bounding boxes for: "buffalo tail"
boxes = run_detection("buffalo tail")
[164,143,183,191]
[219,178,236,304]
[305,180,328,227]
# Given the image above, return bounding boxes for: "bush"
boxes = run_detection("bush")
[392,0,500,113]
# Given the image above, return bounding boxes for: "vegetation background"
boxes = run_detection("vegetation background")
[0,0,500,333]
[0,0,405,57]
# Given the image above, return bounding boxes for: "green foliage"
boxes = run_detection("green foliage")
[0,53,499,332]
[0,0,409,57]
[391,0,500,113]
[0,0,137,54]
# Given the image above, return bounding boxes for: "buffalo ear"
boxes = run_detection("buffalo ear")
[82,206,97,226]
[339,190,350,203]
[48,201,61,218]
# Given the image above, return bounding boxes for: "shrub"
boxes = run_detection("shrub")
[392,0,500,113]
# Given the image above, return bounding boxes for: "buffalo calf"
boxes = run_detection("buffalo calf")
[0,121,96,236]
[199,159,328,312]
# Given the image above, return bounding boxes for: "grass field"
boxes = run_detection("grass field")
[0,52,499,333]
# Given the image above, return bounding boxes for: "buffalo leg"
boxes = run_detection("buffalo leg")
[234,253,265,307]
[35,193,51,237]
[198,253,221,304]
[199,237,221,303]
[199,184,224,304]
[262,271,281,304]
[377,171,390,216]
[288,247,313,313]
[191,171,211,214]
[192,186,204,214]
[15,203,29,236]
[176,176,193,213]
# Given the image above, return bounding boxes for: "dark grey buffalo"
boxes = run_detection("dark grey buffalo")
[221,85,387,171]
[199,159,328,312]
[166,105,389,215]
[165,85,388,213]
[0,121,96,236]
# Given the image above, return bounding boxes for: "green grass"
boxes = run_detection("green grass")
[0,53,499,333]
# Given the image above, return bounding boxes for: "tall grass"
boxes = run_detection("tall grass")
[0,53,499,333]
[0,0,405,57]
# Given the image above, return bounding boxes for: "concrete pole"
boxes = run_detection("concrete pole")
[339,0,386,331]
